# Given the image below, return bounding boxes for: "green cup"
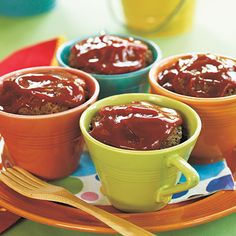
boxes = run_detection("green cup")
[80,93,201,212]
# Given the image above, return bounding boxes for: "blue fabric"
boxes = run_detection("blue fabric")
[179,161,226,182]
[172,190,189,199]
[206,175,235,192]
[71,152,96,177]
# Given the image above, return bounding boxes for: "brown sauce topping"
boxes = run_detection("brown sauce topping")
[69,35,152,75]
[89,101,183,150]
[0,72,88,114]
[158,54,236,98]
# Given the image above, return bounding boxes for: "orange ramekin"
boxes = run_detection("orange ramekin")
[149,53,236,173]
[0,66,99,180]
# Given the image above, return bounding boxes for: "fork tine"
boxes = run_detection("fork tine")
[13,166,47,187]
[1,169,37,190]
[6,168,42,189]
[0,171,34,198]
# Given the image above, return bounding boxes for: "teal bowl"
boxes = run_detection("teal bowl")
[0,0,56,17]
[56,35,162,98]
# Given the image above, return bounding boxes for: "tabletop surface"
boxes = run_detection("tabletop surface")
[0,0,236,235]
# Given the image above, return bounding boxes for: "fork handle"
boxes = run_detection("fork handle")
[59,192,156,236]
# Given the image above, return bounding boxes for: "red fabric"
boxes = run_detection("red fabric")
[0,209,21,233]
[0,38,59,76]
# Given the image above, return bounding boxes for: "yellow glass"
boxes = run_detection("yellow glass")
[120,0,196,37]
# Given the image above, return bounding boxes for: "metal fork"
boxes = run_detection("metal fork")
[0,166,155,236]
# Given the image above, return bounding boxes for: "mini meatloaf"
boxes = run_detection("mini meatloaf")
[89,101,184,151]
[0,70,89,115]
[68,34,153,75]
[157,54,236,98]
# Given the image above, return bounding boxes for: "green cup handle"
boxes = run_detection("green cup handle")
[156,154,199,203]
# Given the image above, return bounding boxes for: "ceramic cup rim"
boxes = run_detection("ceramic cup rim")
[0,66,100,120]
[80,93,202,155]
[149,52,236,106]
[56,33,162,80]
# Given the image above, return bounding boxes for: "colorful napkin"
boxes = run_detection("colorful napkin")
[0,37,64,76]
[50,151,235,206]
[171,160,235,203]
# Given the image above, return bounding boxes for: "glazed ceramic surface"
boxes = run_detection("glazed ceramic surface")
[80,93,201,212]
[149,54,236,173]
[0,66,99,180]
